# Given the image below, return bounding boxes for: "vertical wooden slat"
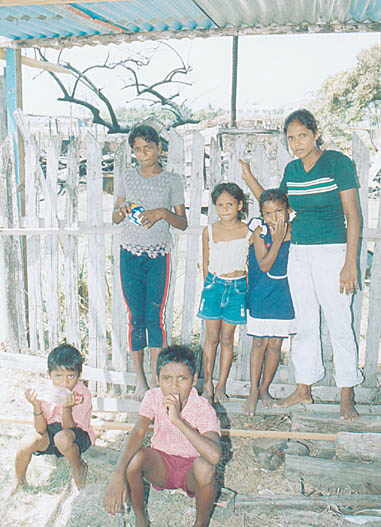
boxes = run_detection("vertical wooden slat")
[21,127,45,354]
[352,133,370,337]
[181,132,204,344]
[86,133,106,390]
[0,138,27,350]
[41,136,60,348]
[63,138,80,348]
[364,198,381,387]
[111,139,129,372]
[166,129,185,343]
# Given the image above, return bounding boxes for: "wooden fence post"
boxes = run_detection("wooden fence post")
[86,132,107,391]
[181,132,204,344]
[111,138,129,374]
[63,137,80,348]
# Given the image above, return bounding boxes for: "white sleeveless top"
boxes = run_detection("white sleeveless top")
[208,224,250,276]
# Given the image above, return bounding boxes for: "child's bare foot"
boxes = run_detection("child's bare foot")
[214,387,229,404]
[202,382,214,404]
[132,380,149,401]
[274,385,313,408]
[259,389,276,408]
[340,387,359,420]
[242,389,259,415]
[72,460,88,490]
[150,373,159,388]
[135,510,150,527]
[10,479,27,496]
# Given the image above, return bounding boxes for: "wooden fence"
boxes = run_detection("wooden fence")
[0,114,380,404]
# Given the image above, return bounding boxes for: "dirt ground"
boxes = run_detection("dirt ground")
[0,366,358,527]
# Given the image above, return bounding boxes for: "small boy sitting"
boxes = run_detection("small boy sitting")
[104,345,221,527]
[14,344,95,491]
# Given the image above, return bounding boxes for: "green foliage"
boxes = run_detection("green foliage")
[312,45,381,150]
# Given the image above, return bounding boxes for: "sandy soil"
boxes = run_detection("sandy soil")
[0,366,353,527]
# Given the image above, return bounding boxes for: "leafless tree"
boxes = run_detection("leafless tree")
[36,43,199,133]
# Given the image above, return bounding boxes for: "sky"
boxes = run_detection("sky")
[20,31,380,118]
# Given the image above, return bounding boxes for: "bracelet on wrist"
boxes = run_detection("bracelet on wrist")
[33,410,43,416]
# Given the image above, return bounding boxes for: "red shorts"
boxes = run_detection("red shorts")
[152,448,197,497]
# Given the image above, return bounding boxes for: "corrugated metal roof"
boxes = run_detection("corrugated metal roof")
[0,0,380,48]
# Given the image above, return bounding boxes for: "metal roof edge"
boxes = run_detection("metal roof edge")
[2,21,380,49]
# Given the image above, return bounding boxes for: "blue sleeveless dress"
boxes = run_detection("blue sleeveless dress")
[247,220,295,338]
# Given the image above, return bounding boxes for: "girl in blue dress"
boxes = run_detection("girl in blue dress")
[243,189,295,415]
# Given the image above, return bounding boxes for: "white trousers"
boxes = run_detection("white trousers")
[288,244,363,388]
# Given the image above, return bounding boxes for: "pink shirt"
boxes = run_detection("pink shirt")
[40,381,95,444]
[139,387,220,458]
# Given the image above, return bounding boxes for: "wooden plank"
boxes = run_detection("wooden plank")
[285,453,381,492]
[0,76,6,142]
[0,50,72,74]
[336,432,381,462]
[352,133,370,339]
[0,139,27,349]
[364,187,381,387]
[0,416,336,441]
[62,137,80,348]
[291,413,381,434]
[166,129,184,343]
[236,493,381,512]
[19,122,46,353]
[86,133,107,390]
[111,139,129,372]
[181,132,204,343]
[41,136,60,347]
[1,350,379,405]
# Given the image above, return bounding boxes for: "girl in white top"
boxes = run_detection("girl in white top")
[197,183,250,404]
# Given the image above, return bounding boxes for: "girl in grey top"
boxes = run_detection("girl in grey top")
[113,125,187,400]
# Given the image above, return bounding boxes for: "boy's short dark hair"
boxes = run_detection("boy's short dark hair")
[48,344,84,375]
[128,124,160,148]
[157,345,196,377]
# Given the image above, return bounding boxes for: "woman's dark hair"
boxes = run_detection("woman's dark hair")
[211,182,248,220]
[259,188,289,215]
[157,345,196,377]
[48,344,84,375]
[283,109,323,148]
[128,125,160,148]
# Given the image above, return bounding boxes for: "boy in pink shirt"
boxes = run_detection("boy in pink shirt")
[104,345,221,527]
[13,344,94,491]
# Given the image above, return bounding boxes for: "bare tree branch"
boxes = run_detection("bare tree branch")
[37,43,199,132]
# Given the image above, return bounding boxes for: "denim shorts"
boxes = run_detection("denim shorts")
[197,272,247,325]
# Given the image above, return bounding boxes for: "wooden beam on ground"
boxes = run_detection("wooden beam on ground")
[1,351,380,407]
[285,454,381,492]
[336,432,381,462]
[0,50,72,75]
[0,416,337,441]
[235,493,381,512]
[291,412,381,434]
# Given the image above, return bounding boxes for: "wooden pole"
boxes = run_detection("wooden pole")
[0,49,72,75]
[0,416,337,441]
[230,35,238,128]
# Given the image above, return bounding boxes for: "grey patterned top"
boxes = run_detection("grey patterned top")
[115,168,185,258]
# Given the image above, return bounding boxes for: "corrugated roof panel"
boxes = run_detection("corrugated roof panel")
[195,0,381,28]
[0,5,105,39]
[0,0,215,41]
[80,0,215,32]
[0,0,380,47]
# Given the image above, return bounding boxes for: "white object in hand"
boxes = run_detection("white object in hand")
[37,385,72,404]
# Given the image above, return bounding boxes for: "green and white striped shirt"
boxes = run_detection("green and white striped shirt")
[279,150,359,245]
